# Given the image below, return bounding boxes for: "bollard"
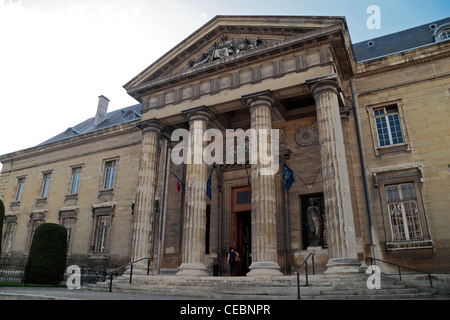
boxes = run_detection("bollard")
[109,272,113,292]
[130,264,133,284]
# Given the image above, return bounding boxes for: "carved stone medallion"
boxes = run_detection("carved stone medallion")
[294,124,318,147]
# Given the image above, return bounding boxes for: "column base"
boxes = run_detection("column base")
[176,263,209,277]
[324,258,362,274]
[247,261,283,277]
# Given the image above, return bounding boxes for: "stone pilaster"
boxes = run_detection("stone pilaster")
[244,92,282,277]
[131,119,165,272]
[310,79,361,274]
[177,108,212,276]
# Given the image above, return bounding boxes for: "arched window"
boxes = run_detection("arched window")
[433,23,450,43]
[438,28,450,40]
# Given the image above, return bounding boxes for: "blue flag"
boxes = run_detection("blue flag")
[206,167,213,200]
[283,164,295,192]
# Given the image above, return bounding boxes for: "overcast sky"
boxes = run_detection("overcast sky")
[1,0,449,171]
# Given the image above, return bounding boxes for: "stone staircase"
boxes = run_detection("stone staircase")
[86,272,443,300]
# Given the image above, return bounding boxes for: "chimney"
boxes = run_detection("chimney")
[94,95,110,126]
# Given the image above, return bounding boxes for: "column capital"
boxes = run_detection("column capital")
[181,106,214,124]
[136,118,166,134]
[306,75,340,97]
[242,90,275,112]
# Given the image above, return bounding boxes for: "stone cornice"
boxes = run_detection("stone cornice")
[128,39,333,99]
[0,121,141,166]
[354,47,450,79]
[355,69,450,96]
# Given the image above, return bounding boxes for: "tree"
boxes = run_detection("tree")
[24,223,67,285]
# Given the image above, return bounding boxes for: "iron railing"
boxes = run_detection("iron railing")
[0,263,120,287]
[294,252,315,300]
[367,257,434,288]
[107,258,151,292]
[0,257,151,292]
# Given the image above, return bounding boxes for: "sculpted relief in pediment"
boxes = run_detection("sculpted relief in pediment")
[188,34,263,68]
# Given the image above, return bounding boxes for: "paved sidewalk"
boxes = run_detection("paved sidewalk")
[0,286,206,300]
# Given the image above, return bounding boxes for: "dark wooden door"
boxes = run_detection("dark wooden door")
[232,186,251,276]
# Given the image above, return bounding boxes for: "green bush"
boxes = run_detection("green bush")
[0,199,4,252]
[24,223,67,285]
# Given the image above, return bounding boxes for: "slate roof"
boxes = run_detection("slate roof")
[353,17,450,62]
[39,104,142,146]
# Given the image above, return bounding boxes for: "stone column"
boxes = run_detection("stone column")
[310,79,361,274]
[131,119,164,272]
[177,108,212,276]
[244,92,282,277]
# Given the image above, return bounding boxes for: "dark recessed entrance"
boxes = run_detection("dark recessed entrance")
[232,186,252,276]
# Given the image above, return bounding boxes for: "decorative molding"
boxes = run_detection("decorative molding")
[128,39,333,98]
[354,51,450,79]
[293,123,318,148]
[355,70,450,96]
[188,34,263,69]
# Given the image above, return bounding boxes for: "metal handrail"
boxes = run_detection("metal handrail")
[108,257,151,292]
[367,257,433,288]
[294,252,315,300]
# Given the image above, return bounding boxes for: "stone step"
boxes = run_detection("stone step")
[87,273,438,300]
[318,287,420,295]
[304,292,435,300]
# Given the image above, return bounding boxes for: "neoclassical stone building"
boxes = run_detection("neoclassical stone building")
[1,16,449,277]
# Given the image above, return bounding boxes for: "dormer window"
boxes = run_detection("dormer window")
[438,28,450,40]
[433,23,450,43]
[121,110,141,122]
[64,127,79,137]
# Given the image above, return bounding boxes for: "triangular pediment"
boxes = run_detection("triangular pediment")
[124,15,349,99]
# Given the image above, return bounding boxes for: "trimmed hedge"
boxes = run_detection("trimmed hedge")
[24,223,67,285]
[0,199,4,252]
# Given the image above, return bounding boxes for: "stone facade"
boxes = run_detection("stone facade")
[1,16,449,276]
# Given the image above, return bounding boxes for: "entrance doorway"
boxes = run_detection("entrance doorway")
[232,186,251,276]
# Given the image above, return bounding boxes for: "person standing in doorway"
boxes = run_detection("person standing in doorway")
[227,247,239,276]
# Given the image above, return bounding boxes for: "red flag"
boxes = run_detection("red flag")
[177,179,182,193]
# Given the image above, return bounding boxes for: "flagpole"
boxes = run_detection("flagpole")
[157,139,169,275]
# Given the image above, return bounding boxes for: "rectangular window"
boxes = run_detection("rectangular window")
[16,177,25,202]
[28,218,44,251]
[386,183,423,242]
[2,220,16,254]
[94,215,110,254]
[103,160,116,190]
[236,191,251,205]
[62,217,75,253]
[70,167,82,194]
[374,106,404,147]
[41,173,52,198]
